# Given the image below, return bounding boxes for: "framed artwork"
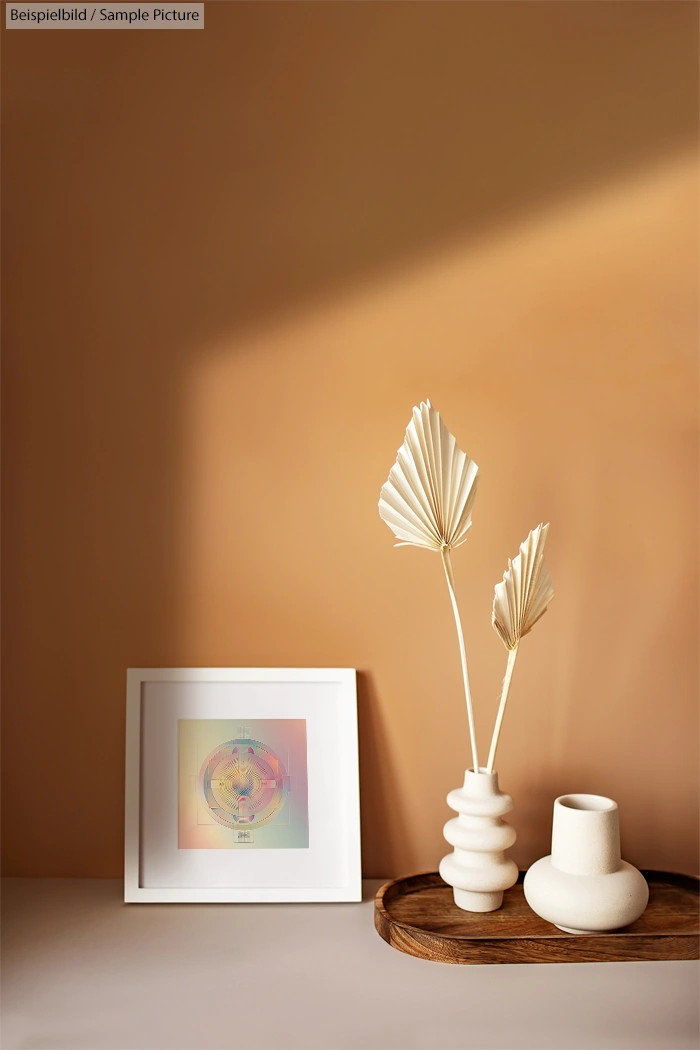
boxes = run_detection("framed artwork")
[124,667,361,903]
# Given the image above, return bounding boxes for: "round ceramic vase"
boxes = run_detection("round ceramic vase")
[439,769,519,912]
[523,793,649,934]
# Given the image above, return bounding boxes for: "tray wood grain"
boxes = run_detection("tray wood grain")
[374,870,699,964]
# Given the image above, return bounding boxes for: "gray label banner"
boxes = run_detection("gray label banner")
[6,3,204,28]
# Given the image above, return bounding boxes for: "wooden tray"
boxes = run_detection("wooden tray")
[375,870,699,964]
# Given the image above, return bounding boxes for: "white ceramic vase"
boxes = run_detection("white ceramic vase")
[439,769,519,912]
[523,793,649,933]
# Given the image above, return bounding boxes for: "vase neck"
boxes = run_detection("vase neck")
[462,768,501,797]
[550,794,621,875]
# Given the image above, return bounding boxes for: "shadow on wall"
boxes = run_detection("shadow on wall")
[2,2,698,876]
[356,672,413,879]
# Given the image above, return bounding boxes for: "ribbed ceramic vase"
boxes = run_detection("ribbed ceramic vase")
[439,769,519,912]
[523,793,649,933]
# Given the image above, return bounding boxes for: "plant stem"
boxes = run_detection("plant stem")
[440,547,480,774]
[486,646,518,774]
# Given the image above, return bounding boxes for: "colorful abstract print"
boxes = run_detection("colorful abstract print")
[200,736,290,829]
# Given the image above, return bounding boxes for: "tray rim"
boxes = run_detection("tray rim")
[375,868,700,944]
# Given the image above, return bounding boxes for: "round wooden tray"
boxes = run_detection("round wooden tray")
[374,870,700,965]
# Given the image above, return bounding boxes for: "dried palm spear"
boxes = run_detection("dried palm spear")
[379,401,480,773]
[486,524,554,772]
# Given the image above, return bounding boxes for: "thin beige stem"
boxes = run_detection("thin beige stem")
[440,547,480,774]
[486,646,518,774]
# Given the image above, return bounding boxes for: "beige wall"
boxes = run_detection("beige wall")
[2,2,698,879]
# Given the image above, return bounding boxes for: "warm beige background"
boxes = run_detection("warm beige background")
[2,2,698,879]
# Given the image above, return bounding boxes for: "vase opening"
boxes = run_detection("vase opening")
[557,794,615,812]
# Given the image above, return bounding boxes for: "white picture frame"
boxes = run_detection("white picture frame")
[125,667,361,903]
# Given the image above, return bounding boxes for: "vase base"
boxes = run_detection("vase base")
[453,888,504,912]
[555,923,628,935]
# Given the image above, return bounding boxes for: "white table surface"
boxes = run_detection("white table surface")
[2,878,698,1050]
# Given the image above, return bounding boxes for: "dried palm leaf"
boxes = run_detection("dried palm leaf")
[379,402,481,772]
[378,401,479,552]
[486,524,554,772]
[492,523,553,650]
